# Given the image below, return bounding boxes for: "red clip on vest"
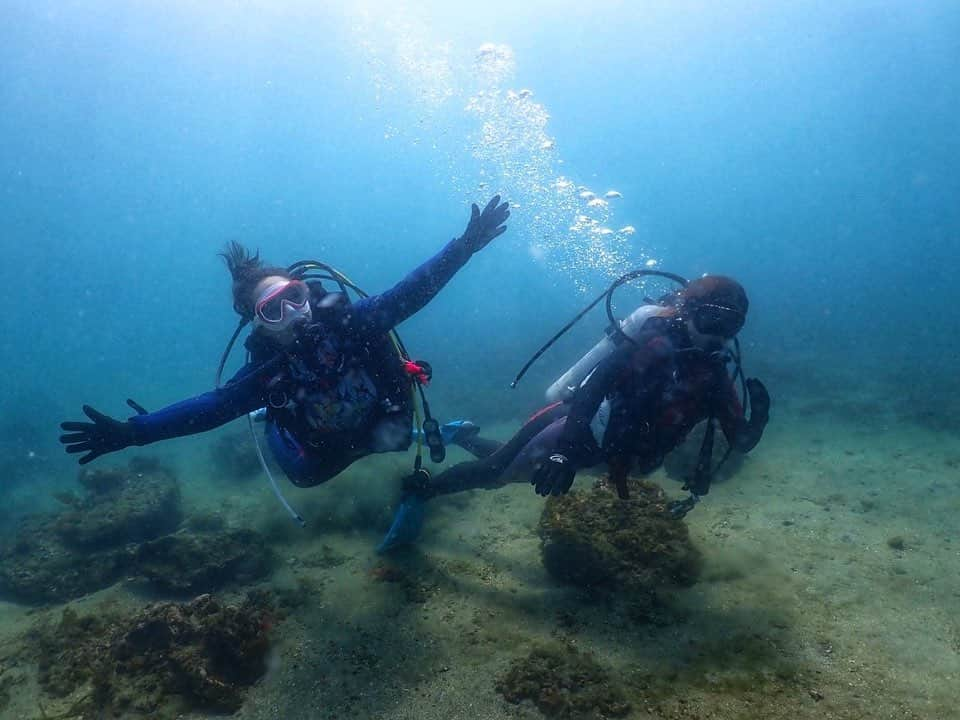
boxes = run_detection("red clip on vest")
[402,360,431,386]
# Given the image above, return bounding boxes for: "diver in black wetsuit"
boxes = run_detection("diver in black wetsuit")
[59,196,510,491]
[379,275,769,550]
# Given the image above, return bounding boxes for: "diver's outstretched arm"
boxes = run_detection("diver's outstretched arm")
[59,360,272,465]
[347,196,509,337]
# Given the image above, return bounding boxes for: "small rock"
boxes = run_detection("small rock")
[538,478,701,597]
[135,529,273,594]
[887,536,906,551]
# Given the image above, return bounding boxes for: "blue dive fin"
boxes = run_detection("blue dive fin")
[411,420,478,446]
[440,419,477,445]
[377,494,427,553]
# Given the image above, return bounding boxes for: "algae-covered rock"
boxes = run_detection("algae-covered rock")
[55,459,181,549]
[0,457,184,603]
[0,460,278,605]
[538,478,701,594]
[0,672,18,715]
[76,466,127,495]
[30,606,114,697]
[135,528,274,594]
[496,643,630,719]
[0,514,133,603]
[28,593,277,718]
[210,430,262,479]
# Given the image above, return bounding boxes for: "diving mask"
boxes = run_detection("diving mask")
[692,302,745,339]
[254,279,311,330]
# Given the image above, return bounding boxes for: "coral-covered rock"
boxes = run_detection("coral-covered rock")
[210,430,262,480]
[0,460,280,606]
[0,514,132,603]
[55,459,181,549]
[30,606,112,698]
[77,466,126,495]
[28,593,277,718]
[496,643,630,718]
[539,478,701,595]
[0,457,182,603]
[135,529,274,594]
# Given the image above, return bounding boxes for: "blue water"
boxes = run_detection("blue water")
[0,0,954,502]
[0,1,953,492]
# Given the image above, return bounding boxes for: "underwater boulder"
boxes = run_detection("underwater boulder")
[134,528,274,594]
[0,514,133,603]
[54,458,182,549]
[76,466,127,495]
[210,430,262,480]
[538,478,701,597]
[0,458,183,603]
[30,606,112,698]
[496,643,630,718]
[28,592,277,718]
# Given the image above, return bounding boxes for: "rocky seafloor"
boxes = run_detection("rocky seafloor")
[0,393,957,720]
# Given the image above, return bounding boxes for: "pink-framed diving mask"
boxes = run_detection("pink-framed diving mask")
[253,278,312,331]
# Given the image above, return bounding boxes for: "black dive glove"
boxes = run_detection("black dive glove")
[732,378,770,453]
[531,453,577,497]
[458,195,510,253]
[667,494,700,519]
[59,404,146,465]
[746,378,770,424]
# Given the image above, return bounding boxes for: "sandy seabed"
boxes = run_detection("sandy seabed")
[1,377,958,720]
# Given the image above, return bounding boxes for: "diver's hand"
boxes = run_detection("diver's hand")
[667,494,700,519]
[59,405,144,465]
[733,378,770,453]
[745,378,770,425]
[531,453,577,497]
[458,195,510,253]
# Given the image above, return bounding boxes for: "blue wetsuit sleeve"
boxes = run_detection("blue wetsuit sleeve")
[346,236,473,337]
[126,363,268,444]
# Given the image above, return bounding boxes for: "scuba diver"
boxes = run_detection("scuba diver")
[380,272,770,551]
[59,196,510,514]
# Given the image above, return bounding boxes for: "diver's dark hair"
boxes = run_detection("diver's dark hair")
[219,241,291,319]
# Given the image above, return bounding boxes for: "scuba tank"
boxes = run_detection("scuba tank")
[545,304,673,403]
[511,269,688,394]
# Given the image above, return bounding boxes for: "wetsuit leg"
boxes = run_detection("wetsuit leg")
[266,422,355,488]
[457,434,504,459]
[426,404,567,497]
